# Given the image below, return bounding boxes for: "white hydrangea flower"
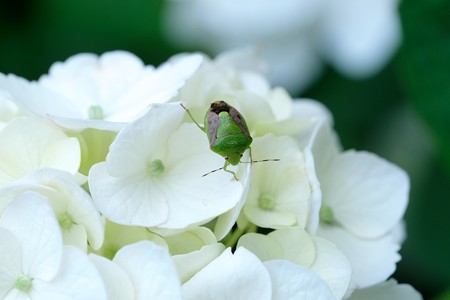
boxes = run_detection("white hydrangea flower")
[238,227,351,299]
[89,102,246,228]
[182,247,272,300]
[0,192,107,299]
[8,51,202,131]
[163,0,401,93]
[242,134,311,229]
[0,169,104,251]
[348,279,423,300]
[0,116,80,187]
[91,241,182,300]
[305,120,409,288]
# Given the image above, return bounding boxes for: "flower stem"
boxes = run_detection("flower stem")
[224,223,257,248]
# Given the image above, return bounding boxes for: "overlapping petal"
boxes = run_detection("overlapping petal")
[0,192,63,281]
[113,241,182,300]
[317,226,400,288]
[264,260,335,300]
[182,247,272,300]
[0,117,80,186]
[320,150,409,238]
[9,51,202,131]
[0,169,104,251]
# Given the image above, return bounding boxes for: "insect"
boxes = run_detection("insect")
[180,101,279,180]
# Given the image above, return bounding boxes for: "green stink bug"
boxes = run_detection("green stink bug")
[180,101,279,180]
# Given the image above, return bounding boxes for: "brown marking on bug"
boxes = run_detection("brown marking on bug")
[207,110,219,146]
[228,107,251,139]
[209,101,251,139]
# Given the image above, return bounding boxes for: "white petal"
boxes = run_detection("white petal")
[269,228,316,266]
[244,135,310,229]
[164,227,218,255]
[0,169,104,251]
[213,162,251,240]
[161,146,244,227]
[41,137,81,173]
[0,73,73,118]
[173,243,225,283]
[263,38,323,94]
[114,241,182,300]
[36,51,202,130]
[40,51,147,115]
[89,254,134,300]
[237,233,284,262]
[89,162,169,226]
[0,75,22,128]
[38,169,104,250]
[182,247,272,300]
[322,150,409,238]
[33,246,107,300]
[302,119,341,178]
[4,289,33,300]
[0,117,80,186]
[0,192,63,281]
[317,226,400,288]
[0,228,22,298]
[110,54,203,122]
[105,102,185,177]
[238,228,316,267]
[62,225,87,251]
[215,46,267,75]
[292,99,334,125]
[318,0,401,77]
[348,279,423,300]
[300,120,341,234]
[264,260,335,300]
[310,237,352,299]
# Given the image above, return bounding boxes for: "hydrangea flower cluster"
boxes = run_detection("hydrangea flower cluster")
[0,49,421,299]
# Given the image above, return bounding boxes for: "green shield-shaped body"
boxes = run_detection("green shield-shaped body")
[204,101,252,166]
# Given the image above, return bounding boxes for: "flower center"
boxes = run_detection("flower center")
[319,204,335,224]
[58,212,74,229]
[258,194,275,210]
[14,275,32,292]
[88,105,104,119]
[147,159,165,177]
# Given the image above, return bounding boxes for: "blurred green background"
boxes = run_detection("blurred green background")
[1,0,449,299]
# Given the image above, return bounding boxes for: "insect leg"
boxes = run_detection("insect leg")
[180,103,204,131]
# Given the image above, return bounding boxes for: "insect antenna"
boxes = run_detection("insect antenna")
[240,158,280,164]
[202,167,224,177]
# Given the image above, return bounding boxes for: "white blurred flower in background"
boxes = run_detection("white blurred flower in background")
[163,0,402,94]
